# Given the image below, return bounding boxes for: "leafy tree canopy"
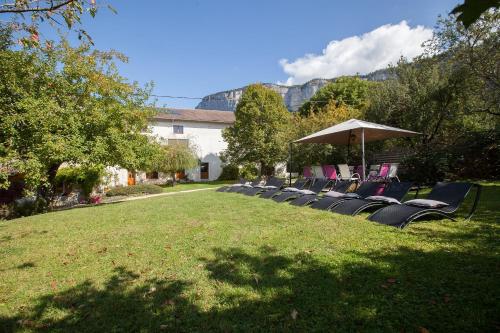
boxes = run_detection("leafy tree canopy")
[222,84,290,175]
[298,76,374,117]
[0,0,114,46]
[0,38,160,202]
[290,103,362,173]
[451,0,499,28]
[151,142,198,184]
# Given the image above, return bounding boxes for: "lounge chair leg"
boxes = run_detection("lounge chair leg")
[465,183,482,221]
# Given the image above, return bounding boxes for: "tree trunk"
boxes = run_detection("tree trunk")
[260,162,274,177]
[38,163,61,208]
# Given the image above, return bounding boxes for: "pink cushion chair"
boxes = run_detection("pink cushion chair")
[322,165,338,180]
[303,166,313,178]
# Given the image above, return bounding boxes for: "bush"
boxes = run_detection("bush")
[218,164,239,181]
[239,164,259,180]
[106,184,163,197]
[401,148,448,185]
[12,196,47,217]
[55,166,103,197]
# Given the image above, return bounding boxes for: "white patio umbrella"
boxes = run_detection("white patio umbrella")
[293,119,420,181]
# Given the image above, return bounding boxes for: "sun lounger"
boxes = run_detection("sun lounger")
[368,182,481,229]
[289,180,352,206]
[367,163,390,181]
[242,177,285,196]
[338,164,361,181]
[227,178,261,193]
[310,181,384,211]
[216,178,247,192]
[272,178,331,203]
[260,178,309,199]
[331,181,413,216]
[311,165,324,179]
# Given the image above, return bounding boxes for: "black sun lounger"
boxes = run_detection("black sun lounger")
[260,178,309,199]
[310,181,384,211]
[289,180,352,206]
[331,182,413,216]
[368,182,481,229]
[242,177,285,196]
[216,178,246,192]
[272,178,331,203]
[227,178,261,193]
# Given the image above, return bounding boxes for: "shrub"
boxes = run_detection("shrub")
[401,148,448,185]
[218,164,239,181]
[106,184,163,197]
[239,164,259,180]
[55,166,103,197]
[12,196,47,217]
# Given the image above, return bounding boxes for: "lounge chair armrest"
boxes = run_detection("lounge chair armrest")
[351,173,361,179]
[465,183,482,221]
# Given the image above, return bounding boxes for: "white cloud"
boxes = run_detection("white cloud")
[278,21,433,85]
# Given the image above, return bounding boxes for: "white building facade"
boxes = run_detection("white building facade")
[107,108,235,187]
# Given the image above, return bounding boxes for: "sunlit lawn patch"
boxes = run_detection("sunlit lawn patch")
[0,182,498,332]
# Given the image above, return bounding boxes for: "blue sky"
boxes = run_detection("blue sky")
[49,0,459,108]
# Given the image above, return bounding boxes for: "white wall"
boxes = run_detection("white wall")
[150,119,231,181]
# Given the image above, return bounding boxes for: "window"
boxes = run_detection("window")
[168,139,189,146]
[173,125,184,134]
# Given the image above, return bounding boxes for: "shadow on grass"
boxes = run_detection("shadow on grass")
[1,243,498,332]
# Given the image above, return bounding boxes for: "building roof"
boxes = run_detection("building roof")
[152,108,235,124]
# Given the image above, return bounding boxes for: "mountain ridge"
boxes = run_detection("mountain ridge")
[195,68,391,112]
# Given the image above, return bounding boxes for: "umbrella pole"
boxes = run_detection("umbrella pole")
[361,128,366,181]
[289,142,292,186]
[347,130,351,163]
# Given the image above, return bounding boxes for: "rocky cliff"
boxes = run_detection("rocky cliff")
[196,69,391,112]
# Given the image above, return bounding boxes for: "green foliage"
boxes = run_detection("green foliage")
[451,0,499,28]
[364,12,499,181]
[299,76,373,116]
[217,164,239,181]
[55,166,103,197]
[151,143,198,183]
[239,164,259,180]
[291,103,362,173]
[12,196,47,218]
[0,40,160,201]
[401,148,448,185]
[222,84,290,175]
[0,0,114,46]
[105,184,163,197]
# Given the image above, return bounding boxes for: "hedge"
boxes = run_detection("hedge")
[106,184,163,197]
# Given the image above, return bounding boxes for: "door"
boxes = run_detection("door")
[127,171,136,186]
[175,170,186,180]
[200,162,209,180]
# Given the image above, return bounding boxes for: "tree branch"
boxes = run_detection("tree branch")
[0,0,75,14]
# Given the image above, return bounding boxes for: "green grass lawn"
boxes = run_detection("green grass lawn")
[0,182,498,332]
[161,181,233,193]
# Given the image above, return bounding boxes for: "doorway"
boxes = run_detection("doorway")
[200,162,209,180]
[127,171,136,186]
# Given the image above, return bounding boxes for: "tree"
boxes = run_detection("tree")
[298,76,374,116]
[151,143,198,185]
[451,0,499,28]
[222,84,290,176]
[0,0,115,45]
[429,10,500,116]
[0,40,160,204]
[290,103,361,173]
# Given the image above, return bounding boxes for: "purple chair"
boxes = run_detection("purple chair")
[303,166,313,178]
[369,163,391,182]
[322,165,338,181]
